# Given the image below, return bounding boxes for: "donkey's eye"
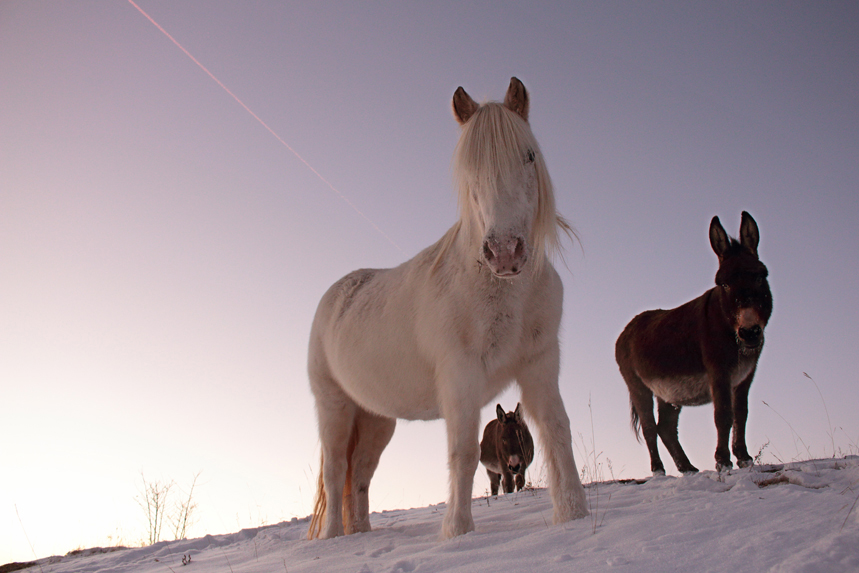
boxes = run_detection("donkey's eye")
[525,149,536,164]
[721,284,730,291]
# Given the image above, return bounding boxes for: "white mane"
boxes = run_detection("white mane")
[448,102,575,273]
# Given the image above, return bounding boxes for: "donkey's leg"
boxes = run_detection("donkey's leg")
[656,399,698,474]
[346,408,397,534]
[731,372,756,468]
[711,377,736,472]
[624,372,665,475]
[487,470,501,496]
[501,469,515,494]
[514,472,525,491]
[518,346,588,524]
[313,376,358,539]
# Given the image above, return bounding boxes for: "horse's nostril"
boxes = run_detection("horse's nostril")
[482,241,495,261]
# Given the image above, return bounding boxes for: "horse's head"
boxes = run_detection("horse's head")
[709,212,773,354]
[451,78,568,278]
[495,403,532,474]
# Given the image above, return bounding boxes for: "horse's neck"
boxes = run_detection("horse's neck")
[449,225,542,306]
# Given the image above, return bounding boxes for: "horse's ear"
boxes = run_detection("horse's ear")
[709,216,730,260]
[496,404,505,423]
[503,77,529,122]
[453,86,479,125]
[739,211,760,257]
[513,403,523,422]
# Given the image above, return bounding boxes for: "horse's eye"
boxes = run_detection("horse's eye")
[526,149,535,163]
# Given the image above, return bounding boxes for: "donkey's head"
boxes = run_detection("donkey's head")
[495,403,532,474]
[709,212,773,354]
[451,78,564,278]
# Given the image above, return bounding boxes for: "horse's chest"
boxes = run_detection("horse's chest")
[478,309,528,367]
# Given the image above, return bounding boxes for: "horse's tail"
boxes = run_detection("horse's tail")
[630,399,642,443]
[307,450,327,539]
[306,420,360,540]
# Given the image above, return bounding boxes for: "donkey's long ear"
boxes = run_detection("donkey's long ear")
[496,404,505,423]
[513,402,523,423]
[709,216,730,259]
[453,86,479,125]
[739,211,760,257]
[503,77,529,122]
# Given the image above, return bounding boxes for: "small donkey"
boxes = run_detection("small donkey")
[480,403,535,495]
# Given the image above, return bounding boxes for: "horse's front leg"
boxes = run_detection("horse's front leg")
[438,368,481,540]
[517,345,588,524]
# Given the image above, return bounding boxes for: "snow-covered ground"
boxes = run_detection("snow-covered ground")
[7,457,858,573]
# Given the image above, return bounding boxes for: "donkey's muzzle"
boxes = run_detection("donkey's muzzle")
[738,325,763,348]
[508,463,522,473]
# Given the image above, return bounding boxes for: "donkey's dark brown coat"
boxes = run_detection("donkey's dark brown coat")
[616,212,772,473]
[480,403,534,495]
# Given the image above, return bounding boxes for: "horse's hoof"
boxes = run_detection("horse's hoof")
[440,515,475,540]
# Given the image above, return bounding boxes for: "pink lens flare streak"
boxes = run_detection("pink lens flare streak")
[127,0,402,253]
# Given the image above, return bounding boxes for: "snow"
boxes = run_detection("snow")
[8,457,859,573]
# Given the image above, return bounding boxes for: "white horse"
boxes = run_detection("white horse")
[307,77,587,540]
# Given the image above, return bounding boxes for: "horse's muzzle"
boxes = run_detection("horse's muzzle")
[482,235,527,277]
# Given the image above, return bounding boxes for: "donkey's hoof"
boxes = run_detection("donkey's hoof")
[737,458,754,469]
[678,464,699,475]
[715,460,733,472]
[651,469,666,477]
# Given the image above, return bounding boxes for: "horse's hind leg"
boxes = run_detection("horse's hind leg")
[312,374,358,539]
[656,398,698,474]
[344,408,396,534]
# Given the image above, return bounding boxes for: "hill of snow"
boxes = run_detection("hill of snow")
[6,457,858,573]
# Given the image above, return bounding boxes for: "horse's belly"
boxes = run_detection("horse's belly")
[644,375,712,407]
[329,351,441,421]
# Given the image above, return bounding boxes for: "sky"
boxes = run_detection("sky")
[1,0,858,564]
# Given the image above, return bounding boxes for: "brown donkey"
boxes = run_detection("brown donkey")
[616,212,772,474]
[480,403,535,494]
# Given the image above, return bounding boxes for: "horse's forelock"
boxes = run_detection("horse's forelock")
[451,103,573,272]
